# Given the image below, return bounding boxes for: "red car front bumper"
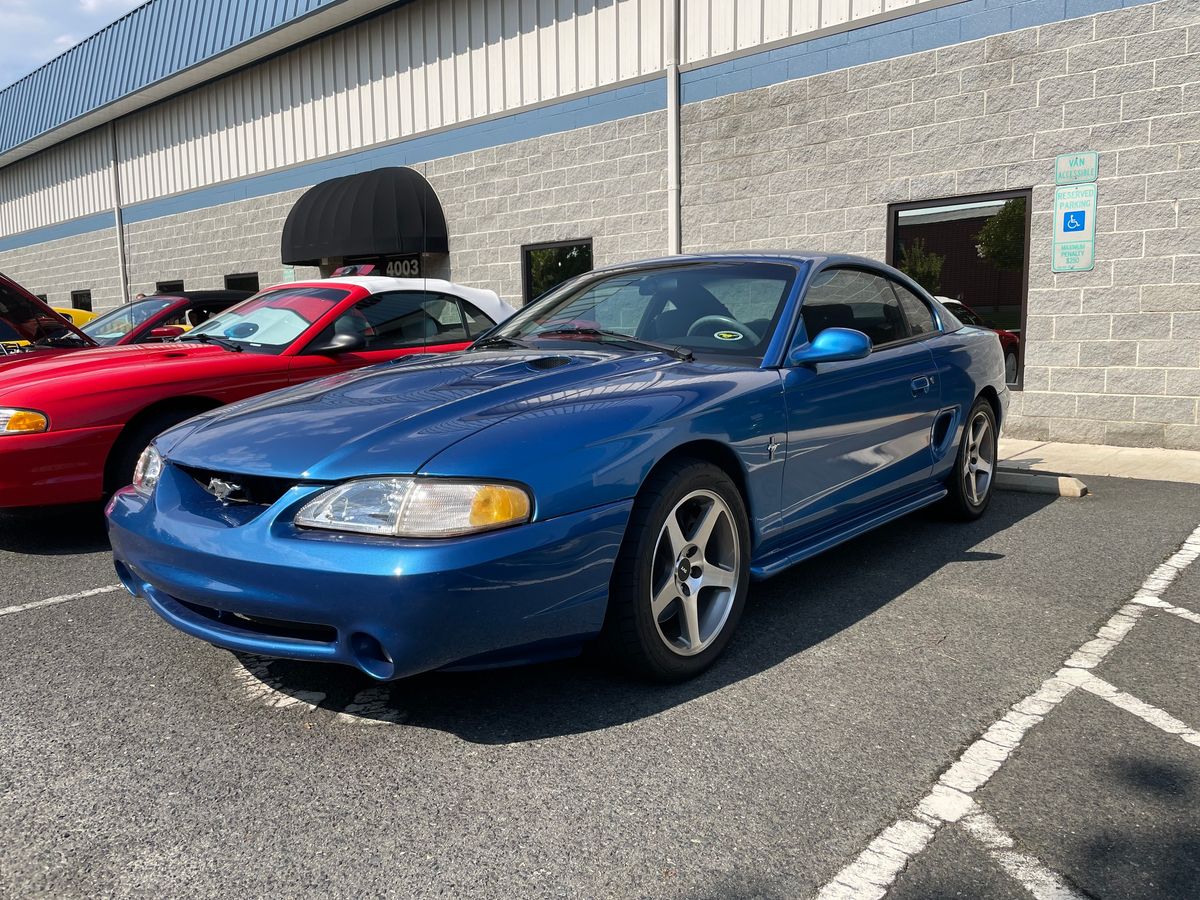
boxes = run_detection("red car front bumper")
[0,425,122,508]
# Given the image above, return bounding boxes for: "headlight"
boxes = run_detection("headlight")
[295,477,532,538]
[0,408,48,435]
[132,444,164,496]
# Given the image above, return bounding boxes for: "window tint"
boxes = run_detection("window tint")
[313,292,476,352]
[801,269,908,347]
[460,302,497,337]
[523,240,594,303]
[892,283,939,336]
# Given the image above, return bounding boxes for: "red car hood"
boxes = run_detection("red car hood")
[0,342,233,397]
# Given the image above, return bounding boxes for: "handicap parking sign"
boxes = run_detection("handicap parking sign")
[1063,210,1086,232]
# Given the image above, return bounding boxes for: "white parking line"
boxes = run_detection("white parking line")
[0,584,121,617]
[1132,594,1200,626]
[1069,670,1200,750]
[959,805,1087,900]
[814,520,1200,900]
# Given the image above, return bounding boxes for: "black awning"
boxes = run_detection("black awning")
[281,166,449,266]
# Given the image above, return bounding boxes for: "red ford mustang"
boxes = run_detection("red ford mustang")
[0,276,514,508]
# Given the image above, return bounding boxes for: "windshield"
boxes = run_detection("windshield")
[82,298,175,345]
[488,263,798,362]
[185,287,350,353]
[0,279,88,348]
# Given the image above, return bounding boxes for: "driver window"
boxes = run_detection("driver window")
[801,269,908,347]
[310,292,474,351]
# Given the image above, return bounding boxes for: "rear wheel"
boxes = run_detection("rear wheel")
[601,459,750,681]
[1004,349,1018,384]
[104,408,205,495]
[942,398,997,520]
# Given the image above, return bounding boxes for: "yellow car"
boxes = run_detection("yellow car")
[53,306,99,326]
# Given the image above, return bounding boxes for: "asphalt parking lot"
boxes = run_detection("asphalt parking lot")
[1,476,1198,899]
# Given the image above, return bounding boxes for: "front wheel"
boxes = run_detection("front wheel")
[1004,350,1018,384]
[601,459,750,681]
[942,398,998,520]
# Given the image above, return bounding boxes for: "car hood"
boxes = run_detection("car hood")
[0,341,233,392]
[163,349,692,480]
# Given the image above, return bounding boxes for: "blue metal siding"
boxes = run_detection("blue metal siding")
[0,0,337,158]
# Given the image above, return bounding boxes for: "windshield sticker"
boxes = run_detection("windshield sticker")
[714,330,743,341]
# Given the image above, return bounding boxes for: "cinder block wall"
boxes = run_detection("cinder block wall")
[682,0,1200,450]
[0,227,123,309]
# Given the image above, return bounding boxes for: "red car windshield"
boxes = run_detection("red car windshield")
[185,287,350,354]
[0,279,90,349]
[82,298,176,346]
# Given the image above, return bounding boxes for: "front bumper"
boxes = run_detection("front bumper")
[107,468,632,679]
[0,425,121,507]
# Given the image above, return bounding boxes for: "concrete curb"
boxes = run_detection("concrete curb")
[996,468,1089,498]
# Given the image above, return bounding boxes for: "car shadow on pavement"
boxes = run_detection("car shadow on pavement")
[249,490,1057,743]
[0,504,110,555]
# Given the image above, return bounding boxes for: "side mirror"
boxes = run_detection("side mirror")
[789,327,872,367]
[308,331,367,355]
[147,325,185,341]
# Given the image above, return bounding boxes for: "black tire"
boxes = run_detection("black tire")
[942,397,998,521]
[601,458,750,681]
[104,408,202,495]
[1004,350,1018,385]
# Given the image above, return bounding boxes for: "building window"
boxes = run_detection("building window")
[224,273,260,293]
[34,294,48,302]
[522,239,593,305]
[70,290,93,312]
[887,190,1031,389]
[156,280,185,293]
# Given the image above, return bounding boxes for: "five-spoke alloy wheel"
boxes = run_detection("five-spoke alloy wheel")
[944,397,998,520]
[603,459,750,681]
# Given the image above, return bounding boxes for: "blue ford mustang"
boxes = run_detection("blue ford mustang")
[108,254,1008,682]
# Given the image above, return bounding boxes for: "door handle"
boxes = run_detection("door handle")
[911,375,932,396]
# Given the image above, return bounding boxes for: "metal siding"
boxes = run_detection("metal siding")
[0,131,113,234]
[681,0,945,63]
[1,0,948,237]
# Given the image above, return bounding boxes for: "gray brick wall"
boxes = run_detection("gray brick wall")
[682,0,1200,450]
[0,226,123,310]
[429,109,668,305]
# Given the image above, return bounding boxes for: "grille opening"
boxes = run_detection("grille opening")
[178,598,337,644]
[177,464,296,507]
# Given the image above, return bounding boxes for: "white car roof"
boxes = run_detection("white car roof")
[264,276,516,325]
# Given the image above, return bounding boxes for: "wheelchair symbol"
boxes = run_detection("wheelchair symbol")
[1063,210,1086,233]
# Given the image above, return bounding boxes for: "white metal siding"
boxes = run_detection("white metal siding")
[0,130,112,234]
[681,0,942,64]
[0,0,950,235]
[115,0,668,205]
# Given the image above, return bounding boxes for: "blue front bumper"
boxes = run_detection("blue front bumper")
[107,469,632,679]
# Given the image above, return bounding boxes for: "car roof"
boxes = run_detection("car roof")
[587,251,891,273]
[266,276,516,323]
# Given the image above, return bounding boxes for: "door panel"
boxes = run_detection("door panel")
[780,341,941,534]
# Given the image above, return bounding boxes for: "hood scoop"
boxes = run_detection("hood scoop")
[526,355,571,371]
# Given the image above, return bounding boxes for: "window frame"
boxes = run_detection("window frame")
[795,265,943,354]
[886,188,1032,390]
[302,290,486,354]
[70,289,93,312]
[223,272,261,293]
[521,238,594,306]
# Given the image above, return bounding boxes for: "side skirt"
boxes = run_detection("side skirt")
[750,484,948,580]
